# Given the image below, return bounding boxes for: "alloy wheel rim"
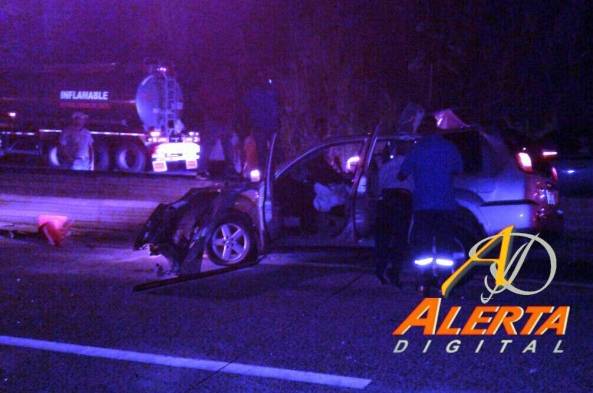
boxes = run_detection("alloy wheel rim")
[212,223,250,263]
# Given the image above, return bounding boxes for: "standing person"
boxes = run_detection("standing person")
[372,143,413,286]
[198,119,236,178]
[243,73,279,166]
[229,130,243,176]
[59,112,93,171]
[242,131,258,179]
[397,131,463,285]
[197,119,214,178]
[220,121,240,177]
[211,121,238,178]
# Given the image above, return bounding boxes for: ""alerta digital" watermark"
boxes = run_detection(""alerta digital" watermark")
[393,226,568,354]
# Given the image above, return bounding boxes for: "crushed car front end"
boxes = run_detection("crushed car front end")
[134,182,262,273]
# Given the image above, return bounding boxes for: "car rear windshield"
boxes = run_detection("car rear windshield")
[444,130,482,173]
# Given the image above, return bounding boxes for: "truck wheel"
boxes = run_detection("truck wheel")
[46,144,62,168]
[115,143,146,172]
[93,142,111,171]
[207,215,257,266]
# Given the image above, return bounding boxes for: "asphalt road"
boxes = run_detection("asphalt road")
[0,236,592,393]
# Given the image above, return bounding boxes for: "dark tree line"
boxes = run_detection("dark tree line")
[1,0,591,152]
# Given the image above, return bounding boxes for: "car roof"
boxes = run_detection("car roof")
[317,126,481,145]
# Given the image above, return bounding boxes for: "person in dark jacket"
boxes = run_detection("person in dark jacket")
[398,132,463,275]
[243,74,279,164]
[372,144,413,286]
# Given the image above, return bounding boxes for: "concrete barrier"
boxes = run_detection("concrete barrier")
[0,167,213,239]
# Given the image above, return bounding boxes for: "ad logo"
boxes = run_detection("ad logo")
[441,225,557,303]
[392,225,569,354]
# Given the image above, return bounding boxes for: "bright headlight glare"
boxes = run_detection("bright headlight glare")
[414,257,433,266]
[436,258,454,267]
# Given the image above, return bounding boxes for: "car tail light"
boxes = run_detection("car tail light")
[516,151,533,173]
[551,166,558,182]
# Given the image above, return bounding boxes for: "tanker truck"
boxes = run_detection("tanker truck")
[0,62,200,172]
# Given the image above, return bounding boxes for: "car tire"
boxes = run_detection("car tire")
[93,142,111,171]
[207,214,257,266]
[46,143,62,168]
[115,142,146,172]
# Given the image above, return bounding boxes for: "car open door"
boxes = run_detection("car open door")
[351,128,380,240]
[259,133,281,249]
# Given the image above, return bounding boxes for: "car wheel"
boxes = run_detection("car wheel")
[93,142,111,171]
[46,143,62,168]
[207,215,257,266]
[115,142,146,172]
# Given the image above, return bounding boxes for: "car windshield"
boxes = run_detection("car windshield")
[275,139,365,180]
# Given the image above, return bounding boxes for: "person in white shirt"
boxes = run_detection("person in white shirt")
[59,112,93,171]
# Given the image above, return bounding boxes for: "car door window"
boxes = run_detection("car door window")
[353,138,414,240]
[274,141,364,238]
[480,135,504,176]
[366,138,415,197]
[280,141,364,185]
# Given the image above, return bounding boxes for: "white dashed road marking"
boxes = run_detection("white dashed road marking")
[0,335,372,390]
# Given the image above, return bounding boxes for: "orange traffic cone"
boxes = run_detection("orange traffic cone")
[38,215,72,247]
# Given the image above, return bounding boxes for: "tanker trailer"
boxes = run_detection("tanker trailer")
[0,62,200,172]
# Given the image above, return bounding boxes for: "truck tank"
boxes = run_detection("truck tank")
[0,63,183,135]
[0,63,196,173]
